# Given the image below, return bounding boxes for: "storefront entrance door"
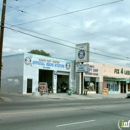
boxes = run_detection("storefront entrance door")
[27,79,32,93]
[121,83,126,93]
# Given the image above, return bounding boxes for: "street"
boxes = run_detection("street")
[0,98,130,130]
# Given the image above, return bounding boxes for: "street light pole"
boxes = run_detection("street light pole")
[0,0,7,95]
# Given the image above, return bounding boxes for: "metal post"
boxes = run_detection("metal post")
[81,62,83,94]
[0,0,7,96]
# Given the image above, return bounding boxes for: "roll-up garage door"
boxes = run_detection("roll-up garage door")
[57,71,69,75]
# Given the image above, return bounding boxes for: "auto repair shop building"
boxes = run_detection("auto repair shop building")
[1,53,75,94]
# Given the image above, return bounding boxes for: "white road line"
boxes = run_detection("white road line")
[113,101,128,103]
[56,120,95,127]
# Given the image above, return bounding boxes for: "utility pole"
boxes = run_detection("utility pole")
[0,0,7,96]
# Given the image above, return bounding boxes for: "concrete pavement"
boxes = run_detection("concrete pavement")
[32,93,127,100]
[0,92,127,102]
[1,97,130,130]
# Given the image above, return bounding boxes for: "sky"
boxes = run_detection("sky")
[0,0,130,67]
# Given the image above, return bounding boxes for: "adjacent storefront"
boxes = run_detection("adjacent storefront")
[76,62,103,94]
[103,64,130,94]
[83,63,103,94]
[77,62,130,94]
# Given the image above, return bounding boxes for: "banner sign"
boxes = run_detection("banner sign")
[24,56,71,71]
[76,64,89,73]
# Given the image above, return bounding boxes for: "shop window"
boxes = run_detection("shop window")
[107,82,118,92]
[89,82,95,91]
[84,81,95,91]
[84,77,96,91]
[115,84,119,91]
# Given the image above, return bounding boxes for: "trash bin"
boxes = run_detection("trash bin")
[67,89,72,96]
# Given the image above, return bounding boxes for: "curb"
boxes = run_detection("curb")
[0,97,12,102]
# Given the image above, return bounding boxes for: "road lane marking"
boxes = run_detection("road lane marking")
[56,120,95,127]
[113,101,129,103]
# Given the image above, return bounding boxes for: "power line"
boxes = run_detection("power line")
[12,0,123,26]
[2,24,130,62]
[4,2,93,35]
[4,0,128,49]
[5,0,126,58]
[5,0,128,45]
[2,3,41,18]
[2,22,130,59]
[20,0,45,9]
[2,1,129,65]
[1,0,128,59]
[3,22,77,44]
[43,0,129,58]
[6,0,45,16]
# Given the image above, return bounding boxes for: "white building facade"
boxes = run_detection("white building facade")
[1,53,75,94]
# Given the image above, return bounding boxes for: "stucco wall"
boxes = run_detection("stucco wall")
[103,64,130,78]
[1,54,24,94]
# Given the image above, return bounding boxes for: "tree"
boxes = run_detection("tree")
[28,50,51,56]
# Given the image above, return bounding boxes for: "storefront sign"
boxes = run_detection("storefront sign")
[76,64,89,72]
[75,43,89,62]
[25,56,71,70]
[114,68,130,75]
[85,65,99,76]
[38,82,48,93]
[33,61,65,68]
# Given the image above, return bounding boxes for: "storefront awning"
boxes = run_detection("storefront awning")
[104,77,130,82]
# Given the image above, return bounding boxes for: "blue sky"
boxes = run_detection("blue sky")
[1,0,130,67]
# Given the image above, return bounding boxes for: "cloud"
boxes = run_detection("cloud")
[84,20,96,28]
[3,47,11,53]
[110,37,128,42]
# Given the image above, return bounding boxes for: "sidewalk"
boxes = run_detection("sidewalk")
[39,93,127,100]
[0,92,127,102]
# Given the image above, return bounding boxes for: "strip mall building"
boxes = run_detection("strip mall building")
[1,53,130,94]
[77,62,130,94]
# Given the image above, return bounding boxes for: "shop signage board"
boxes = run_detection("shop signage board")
[24,54,71,71]
[85,65,99,76]
[114,68,130,75]
[75,43,89,63]
[76,64,89,73]
[38,82,48,93]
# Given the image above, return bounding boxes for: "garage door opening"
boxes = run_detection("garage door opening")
[57,73,69,93]
[39,69,53,93]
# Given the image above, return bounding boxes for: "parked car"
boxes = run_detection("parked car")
[127,93,130,98]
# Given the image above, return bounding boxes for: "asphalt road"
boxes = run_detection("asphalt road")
[0,99,130,130]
